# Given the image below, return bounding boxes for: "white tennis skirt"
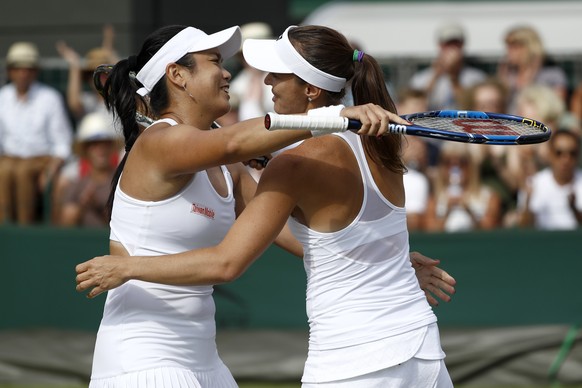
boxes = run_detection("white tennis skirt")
[88,365,238,388]
[301,358,452,388]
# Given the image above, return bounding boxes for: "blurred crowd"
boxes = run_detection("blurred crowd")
[0,22,580,231]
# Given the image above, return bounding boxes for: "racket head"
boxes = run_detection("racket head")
[401,110,551,145]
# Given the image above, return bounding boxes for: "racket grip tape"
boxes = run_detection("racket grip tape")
[265,113,361,133]
[264,113,408,135]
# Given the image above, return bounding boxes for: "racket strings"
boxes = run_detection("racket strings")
[410,117,545,136]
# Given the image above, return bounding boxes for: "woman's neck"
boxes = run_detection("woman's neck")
[160,110,214,130]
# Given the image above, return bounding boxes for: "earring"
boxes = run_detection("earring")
[308,97,312,102]
[183,84,195,100]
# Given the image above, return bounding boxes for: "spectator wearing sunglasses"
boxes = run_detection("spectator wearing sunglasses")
[518,129,582,230]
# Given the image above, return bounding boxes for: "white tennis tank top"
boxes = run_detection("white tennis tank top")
[288,132,441,383]
[91,119,236,378]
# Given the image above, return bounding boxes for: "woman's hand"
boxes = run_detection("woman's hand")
[75,255,132,299]
[410,251,456,306]
[341,104,411,137]
[243,155,272,171]
[55,41,81,68]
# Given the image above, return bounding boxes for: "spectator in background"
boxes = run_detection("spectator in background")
[397,89,431,231]
[397,87,441,169]
[518,129,582,230]
[0,42,73,225]
[461,77,515,213]
[498,84,568,227]
[58,112,121,227]
[568,83,582,135]
[497,25,568,114]
[53,25,120,223]
[227,22,274,123]
[463,77,509,114]
[222,22,277,179]
[409,22,486,110]
[425,142,502,232]
[56,24,119,122]
[402,136,431,231]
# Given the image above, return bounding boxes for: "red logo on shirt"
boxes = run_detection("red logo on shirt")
[191,203,215,219]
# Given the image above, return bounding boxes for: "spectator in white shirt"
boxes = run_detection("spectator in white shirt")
[0,42,73,225]
[518,129,582,230]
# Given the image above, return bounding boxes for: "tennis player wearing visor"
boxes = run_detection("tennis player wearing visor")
[79,22,420,388]
[77,25,454,388]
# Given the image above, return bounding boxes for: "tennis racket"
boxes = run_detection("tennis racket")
[265,110,551,145]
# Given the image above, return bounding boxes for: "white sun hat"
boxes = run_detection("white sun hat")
[242,26,346,92]
[6,42,40,68]
[76,112,119,143]
[136,25,241,96]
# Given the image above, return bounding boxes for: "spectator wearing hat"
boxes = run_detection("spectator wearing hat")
[409,22,487,111]
[57,112,121,227]
[0,41,73,225]
[56,24,119,121]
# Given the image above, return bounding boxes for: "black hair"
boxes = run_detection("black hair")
[100,25,196,217]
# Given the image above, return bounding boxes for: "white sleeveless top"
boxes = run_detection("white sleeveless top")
[91,119,236,378]
[288,132,442,383]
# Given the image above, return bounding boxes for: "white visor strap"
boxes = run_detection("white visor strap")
[274,26,346,92]
[136,27,204,96]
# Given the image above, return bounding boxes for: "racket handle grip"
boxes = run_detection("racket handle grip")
[264,113,410,136]
[265,113,361,133]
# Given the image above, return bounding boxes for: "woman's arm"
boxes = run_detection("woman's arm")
[144,117,310,177]
[55,41,84,119]
[150,104,409,177]
[229,162,303,257]
[76,157,300,298]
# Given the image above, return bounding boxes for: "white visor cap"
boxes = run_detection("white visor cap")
[136,25,241,96]
[242,26,346,92]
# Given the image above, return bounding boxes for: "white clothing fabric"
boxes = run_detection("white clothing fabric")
[301,357,453,388]
[409,65,486,110]
[301,322,445,383]
[89,365,236,388]
[229,69,274,121]
[403,168,430,214]
[518,168,582,230]
[0,82,73,158]
[288,131,442,383]
[435,186,494,232]
[91,119,237,387]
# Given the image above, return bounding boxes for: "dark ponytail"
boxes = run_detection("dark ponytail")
[289,25,405,174]
[101,25,194,218]
[351,55,406,174]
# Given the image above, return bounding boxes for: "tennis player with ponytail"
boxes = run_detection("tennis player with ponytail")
[78,24,455,387]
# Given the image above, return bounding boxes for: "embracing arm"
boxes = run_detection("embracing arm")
[76,160,299,298]
[410,251,456,306]
[156,104,409,176]
[229,162,303,257]
[150,117,311,175]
